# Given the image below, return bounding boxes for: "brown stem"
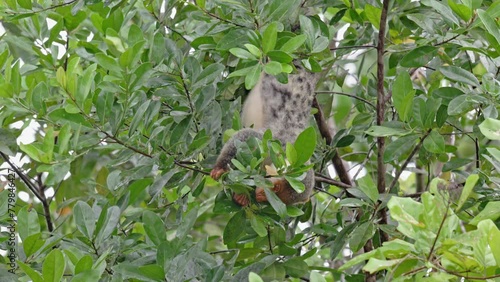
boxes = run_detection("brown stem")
[314,175,351,189]
[0,152,53,231]
[369,0,392,279]
[36,174,54,232]
[312,98,352,186]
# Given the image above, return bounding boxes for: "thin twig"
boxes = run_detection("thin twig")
[194,0,249,28]
[4,0,77,15]
[427,199,451,261]
[330,45,377,51]
[316,91,376,109]
[314,175,351,189]
[387,130,431,192]
[0,152,42,200]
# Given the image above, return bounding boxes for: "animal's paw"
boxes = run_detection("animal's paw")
[210,167,227,180]
[233,193,250,206]
[255,187,267,202]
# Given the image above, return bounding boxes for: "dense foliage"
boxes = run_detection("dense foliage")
[1,0,500,281]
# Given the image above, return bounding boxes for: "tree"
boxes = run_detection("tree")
[1,0,500,281]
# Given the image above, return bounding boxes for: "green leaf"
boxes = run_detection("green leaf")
[42,126,55,163]
[456,174,478,211]
[349,222,376,252]
[72,270,102,282]
[143,210,166,246]
[264,61,283,75]
[310,271,327,282]
[286,206,304,217]
[119,41,145,68]
[477,9,500,45]
[18,261,43,282]
[356,175,379,203]
[400,46,437,67]
[228,65,257,78]
[469,201,500,225]
[447,95,476,115]
[264,187,287,218]
[216,28,248,51]
[299,15,315,50]
[249,215,268,237]
[285,142,297,165]
[170,116,192,145]
[17,206,40,241]
[432,87,464,105]
[440,66,480,87]
[57,123,72,155]
[392,72,415,122]
[384,134,419,163]
[187,129,210,154]
[264,0,301,23]
[365,126,411,137]
[75,63,97,109]
[283,257,308,278]
[280,34,307,53]
[32,81,48,115]
[42,249,65,282]
[484,220,500,267]
[193,63,224,88]
[23,233,45,257]
[176,207,199,239]
[48,109,93,129]
[95,206,120,244]
[262,22,278,54]
[436,105,448,127]
[364,4,381,29]
[74,201,96,239]
[487,147,500,162]
[129,100,150,137]
[387,196,425,237]
[230,47,257,60]
[448,0,472,21]
[0,128,18,156]
[244,44,262,58]
[284,176,305,193]
[442,158,472,172]
[245,64,263,90]
[17,0,32,9]
[95,53,122,74]
[294,127,316,166]
[249,272,264,282]
[223,210,246,244]
[363,258,404,274]
[423,97,441,128]
[421,0,459,25]
[311,36,329,53]
[267,50,293,63]
[423,129,445,153]
[338,249,376,271]
[479,118,500,140]
[75,255,93,274]
[19,143,43,163]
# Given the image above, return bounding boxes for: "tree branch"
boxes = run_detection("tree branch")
[315,175,351,189]
[312,98,352,186]
[0,152,53,231]
[387,130,431,192]
[316,91,376,109]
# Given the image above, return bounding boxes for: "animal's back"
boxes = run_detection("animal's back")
[259,71,317,143]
